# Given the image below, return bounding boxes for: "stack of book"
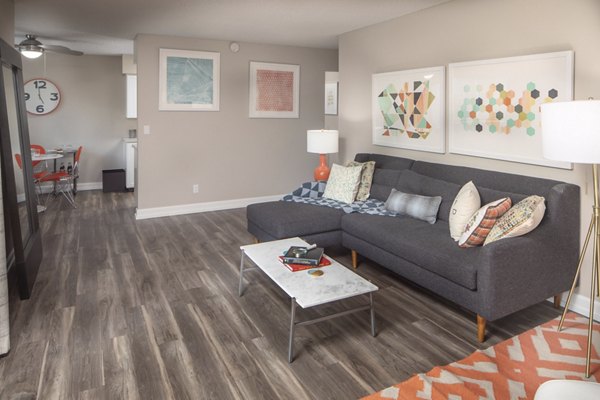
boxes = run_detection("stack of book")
[279,246,331,272]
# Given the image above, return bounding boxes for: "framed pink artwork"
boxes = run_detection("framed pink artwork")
[249,62,299,118]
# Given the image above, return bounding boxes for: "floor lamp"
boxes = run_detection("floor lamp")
[541,100,600,378]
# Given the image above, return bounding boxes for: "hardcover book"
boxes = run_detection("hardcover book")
[278,255,331,272]
[281,246,324,266]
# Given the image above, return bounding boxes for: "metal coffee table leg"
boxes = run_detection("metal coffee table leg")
[238,250,246,296]
[370,292,377,337]
[288,298,297,363]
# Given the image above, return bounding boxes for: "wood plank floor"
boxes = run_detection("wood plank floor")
[0,191,561,399]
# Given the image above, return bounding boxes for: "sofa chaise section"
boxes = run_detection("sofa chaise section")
[247,201,345,248]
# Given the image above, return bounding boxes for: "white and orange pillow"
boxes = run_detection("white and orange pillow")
[458,198,512,248]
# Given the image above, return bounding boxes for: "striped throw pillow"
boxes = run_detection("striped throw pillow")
[458,198,512,248]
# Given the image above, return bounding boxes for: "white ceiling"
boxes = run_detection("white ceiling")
[14,0,451,55]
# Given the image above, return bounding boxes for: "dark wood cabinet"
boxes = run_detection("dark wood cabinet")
[0,38,43,299]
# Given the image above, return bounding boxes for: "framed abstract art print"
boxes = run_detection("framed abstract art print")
[372,66,445,153]
[448,51,573,169]
[159,48,220,111]
[249,62,299,118]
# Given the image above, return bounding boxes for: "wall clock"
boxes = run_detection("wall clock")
[23,78,61,115]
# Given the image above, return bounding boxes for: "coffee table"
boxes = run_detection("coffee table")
[239,237,378,362]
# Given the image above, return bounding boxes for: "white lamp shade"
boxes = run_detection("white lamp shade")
[307,130,339,154]
[541,100,600,164]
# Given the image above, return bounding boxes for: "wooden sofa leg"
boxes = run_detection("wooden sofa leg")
[553,294,562,309]
[477,315,486,343]
[351,250,358,269]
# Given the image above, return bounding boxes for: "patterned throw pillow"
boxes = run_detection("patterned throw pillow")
[458,198,512,248]
[384,189,442,224]
[347,161,376,201]
[449,181,481,241]
[484,196,546,246]
[322,163,363,204]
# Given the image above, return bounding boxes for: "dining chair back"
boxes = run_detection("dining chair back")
[30,144,46,168]
[38,146,82,209]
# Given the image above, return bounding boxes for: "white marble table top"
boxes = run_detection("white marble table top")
[241,237,378,308]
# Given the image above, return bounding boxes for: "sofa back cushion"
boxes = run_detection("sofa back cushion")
[411,160,562,198]
[354,153,414,201]
[396,170,461,222]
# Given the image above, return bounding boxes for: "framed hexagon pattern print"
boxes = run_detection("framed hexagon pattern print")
[448,51,574,169]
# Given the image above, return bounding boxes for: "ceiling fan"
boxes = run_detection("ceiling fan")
[16,34,84,59]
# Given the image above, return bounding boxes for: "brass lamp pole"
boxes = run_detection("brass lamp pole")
[541,99,600,378]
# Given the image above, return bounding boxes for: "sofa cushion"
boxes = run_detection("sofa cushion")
[370,168,404,201]
[396,170,461,222]
[323,163,363,204]
[247,201,344,238]
[449,181,481,241]
[459,198,512,248]
[347,160,376,201]
[341,213,478,290]
[384,189,442,224]
[484,195,546,246]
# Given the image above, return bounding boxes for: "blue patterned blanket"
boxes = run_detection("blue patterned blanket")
[282,181,397,216]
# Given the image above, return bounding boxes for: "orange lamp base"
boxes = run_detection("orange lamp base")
[314,154,330,181]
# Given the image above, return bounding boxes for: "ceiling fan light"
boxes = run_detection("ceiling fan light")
[20,46,44,59]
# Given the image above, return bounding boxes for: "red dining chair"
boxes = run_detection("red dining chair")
[15,153,48,205]
[30,144,46,168]
[38,146,82,208]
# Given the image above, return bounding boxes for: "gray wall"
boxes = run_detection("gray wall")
[135,34,338,209]
[0,0,14,45]
[338,0,600,297]
[23,53,136,186]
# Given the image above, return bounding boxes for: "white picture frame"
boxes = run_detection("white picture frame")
[372,66,445,153]
[325,82,338,115]
[159,48,220,111]
[249,62,299,118]
[448,51,573,169]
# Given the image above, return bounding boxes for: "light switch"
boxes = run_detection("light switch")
[143,125,151,135]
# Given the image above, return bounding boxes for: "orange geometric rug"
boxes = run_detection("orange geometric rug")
[363,312,600,400]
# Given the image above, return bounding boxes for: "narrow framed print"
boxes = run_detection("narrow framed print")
[325,82,338,115]
[249,62,299,118]
[448,51,573,169]
[159,48,220,111]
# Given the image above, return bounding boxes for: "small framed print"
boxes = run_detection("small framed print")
[249,62,299,118]
[325,82,338,115]
[159,48,220,111]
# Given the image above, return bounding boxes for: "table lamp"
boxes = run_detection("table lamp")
[307,129,339,181]
[541,99,600,378]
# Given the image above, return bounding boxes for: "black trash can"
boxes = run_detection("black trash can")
[102,169,126,193]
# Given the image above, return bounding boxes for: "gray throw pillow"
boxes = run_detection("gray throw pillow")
[384,188,442,224]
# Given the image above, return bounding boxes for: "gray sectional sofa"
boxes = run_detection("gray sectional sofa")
[246,153,580,341]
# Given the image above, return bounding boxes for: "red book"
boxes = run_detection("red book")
[278,255,332,272]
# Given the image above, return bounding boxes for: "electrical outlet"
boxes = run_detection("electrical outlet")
[192,184,199,194]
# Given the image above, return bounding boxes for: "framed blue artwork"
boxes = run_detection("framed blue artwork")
[159,48,220,111]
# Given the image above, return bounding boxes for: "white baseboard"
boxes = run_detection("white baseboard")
[135,194,283,220]
[18,181,102,202]
[549,292,600,322]
[75,182,102,191]
[36,181,102,193]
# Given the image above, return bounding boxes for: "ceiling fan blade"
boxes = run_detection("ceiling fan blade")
[40,44,83,56]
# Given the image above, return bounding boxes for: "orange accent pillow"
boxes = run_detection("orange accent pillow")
[458,198,512,248]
